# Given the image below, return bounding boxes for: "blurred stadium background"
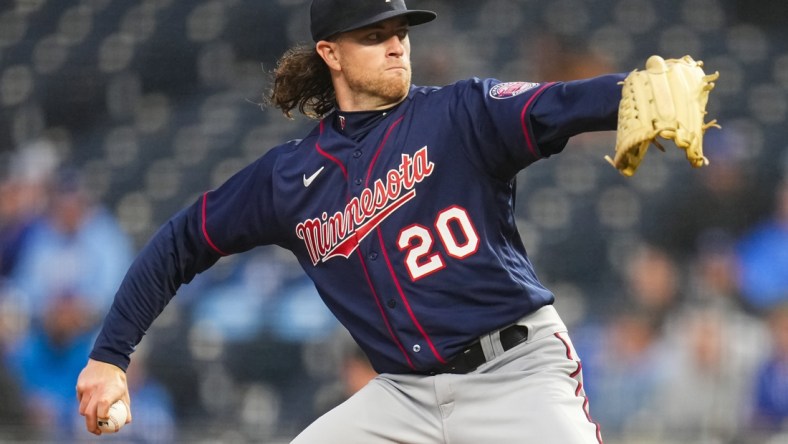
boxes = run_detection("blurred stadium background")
[1,0,788,443]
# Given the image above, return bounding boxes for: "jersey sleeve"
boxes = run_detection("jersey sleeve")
[451,74,625,178]
[89,145,289,370]
[198,145,290,255]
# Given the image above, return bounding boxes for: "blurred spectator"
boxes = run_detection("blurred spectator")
[576,304,668,439]
[4,292,98,442]
[684,230,768,368]
[738,177,788,312]
[648,304,765,442]
[8,167,133,326]
[572,243,680,439]
[751,302,788,433]
[688,230,747,308]
[643,229,769,441]
[0,140,59,278]
[621,242,683,330]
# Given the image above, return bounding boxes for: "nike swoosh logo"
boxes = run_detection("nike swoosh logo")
[303,166,325,187]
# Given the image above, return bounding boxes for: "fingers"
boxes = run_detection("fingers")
[96,397,113,421]
[84,393,121,435]
[89,394,123,435]
[78,386,112,435]
[79,391,101,435]
[76,379,100,435]
[85,399,101,435]
[77,387,90,418]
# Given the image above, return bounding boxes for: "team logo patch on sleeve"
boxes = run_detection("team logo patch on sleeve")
[489,82,539,99]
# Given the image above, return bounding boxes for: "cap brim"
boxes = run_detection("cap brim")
[327,10,436,40]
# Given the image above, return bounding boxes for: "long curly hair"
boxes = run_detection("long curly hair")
[267,44,335,119]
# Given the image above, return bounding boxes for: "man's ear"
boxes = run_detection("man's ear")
[316,41,341,71]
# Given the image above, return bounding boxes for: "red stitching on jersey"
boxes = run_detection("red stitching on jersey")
[316,120,348,179]
[201,192,228,256]
[378,230,447,365]
[520,82,556,160]
[365,116,404,187]
[554,332,604,444]
[356,248,415,370]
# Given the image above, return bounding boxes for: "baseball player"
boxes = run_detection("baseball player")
[76,1,630,442]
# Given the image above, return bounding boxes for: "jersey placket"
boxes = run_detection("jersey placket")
[313,117,418,370]
[354,116,447,370]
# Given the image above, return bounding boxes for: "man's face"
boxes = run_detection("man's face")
[333,17,412,107]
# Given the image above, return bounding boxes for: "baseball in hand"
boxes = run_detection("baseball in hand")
[97,400,128,433]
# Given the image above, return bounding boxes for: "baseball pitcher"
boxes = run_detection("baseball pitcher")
[76,1,718,442]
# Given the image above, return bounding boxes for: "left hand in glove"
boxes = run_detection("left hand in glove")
[606,55,720,176]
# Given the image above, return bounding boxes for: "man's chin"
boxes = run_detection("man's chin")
[384,77,410,101]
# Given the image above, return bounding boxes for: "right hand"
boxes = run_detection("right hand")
[76,359,132,435]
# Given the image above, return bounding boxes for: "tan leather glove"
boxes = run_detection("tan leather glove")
[606,55,720,176]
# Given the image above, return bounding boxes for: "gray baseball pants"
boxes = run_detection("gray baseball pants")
[291,305,602,444]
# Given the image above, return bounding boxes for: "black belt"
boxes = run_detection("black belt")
[429,324,529,375]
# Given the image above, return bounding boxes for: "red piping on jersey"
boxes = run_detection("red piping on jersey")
[355,248,416,370]
[378,231,447,364]
[201,192,228,256]
[365,116,404,186]
[316,120,348,179]
[520,82,556,160]
[554,332,604,444]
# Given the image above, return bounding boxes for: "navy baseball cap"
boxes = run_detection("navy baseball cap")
[310,0,437,42]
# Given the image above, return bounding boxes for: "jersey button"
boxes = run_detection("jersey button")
[353,150,362,158]
[386,299,396,308]
[354,178,363,186]
[368,252,378,260]
[412,344,421,353]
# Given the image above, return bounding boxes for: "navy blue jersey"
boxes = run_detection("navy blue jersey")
[91,74,624,374]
